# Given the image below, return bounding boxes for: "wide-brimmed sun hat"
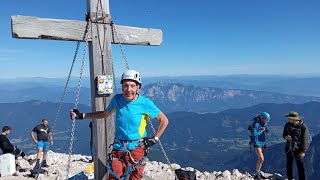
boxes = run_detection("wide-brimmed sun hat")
[285,111,302,121]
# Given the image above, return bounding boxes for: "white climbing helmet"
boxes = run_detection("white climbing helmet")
[120,69,142,87]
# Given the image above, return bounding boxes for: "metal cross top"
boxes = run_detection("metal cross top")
[11,0,162,179]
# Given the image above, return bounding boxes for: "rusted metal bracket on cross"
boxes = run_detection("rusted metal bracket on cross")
[86,12,112,24]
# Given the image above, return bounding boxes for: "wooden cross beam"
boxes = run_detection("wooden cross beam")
[11,0,162,179]
[12,16,162,45]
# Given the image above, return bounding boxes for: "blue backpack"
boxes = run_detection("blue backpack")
[248,117,259,145]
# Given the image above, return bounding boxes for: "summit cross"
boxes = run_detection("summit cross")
[11,0,162,179]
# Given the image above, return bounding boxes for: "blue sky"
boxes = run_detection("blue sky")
[0,0,319,79]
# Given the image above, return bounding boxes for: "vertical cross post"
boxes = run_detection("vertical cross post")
[87,0,113,179]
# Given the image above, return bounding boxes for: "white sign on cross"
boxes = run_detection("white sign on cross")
[11,0,162,179]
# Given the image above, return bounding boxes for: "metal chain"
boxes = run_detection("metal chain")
[147,117,171,165]
[149,118,179,178]
[52,40,82,134]
[148,117,179,179]
[112,58,118,94]
[52,12,92,133]
[65,21,91,180]
[111,23,130,70]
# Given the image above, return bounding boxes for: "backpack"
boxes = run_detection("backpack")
[175,168,197,180]
[247,117,259,145]
[298,121,312,145]
[29,167,48,178]
[286,121,312,148]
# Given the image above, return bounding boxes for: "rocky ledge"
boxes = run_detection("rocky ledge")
[1,151,285,180]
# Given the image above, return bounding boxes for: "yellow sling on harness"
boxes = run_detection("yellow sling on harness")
[83,162,94,174]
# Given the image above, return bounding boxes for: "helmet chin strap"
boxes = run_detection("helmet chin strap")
[133,93,139,101]
[128,93,139,101]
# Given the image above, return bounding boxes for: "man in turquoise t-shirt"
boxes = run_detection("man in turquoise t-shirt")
[70,69,169,180]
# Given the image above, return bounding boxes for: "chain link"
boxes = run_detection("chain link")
[111,23,130,70]
[112,59,118,94]
[52,40,82,134]
[65,20,91,180]
[148,117,178,178]
[147,118,171,165]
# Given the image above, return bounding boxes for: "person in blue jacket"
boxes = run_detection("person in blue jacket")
[251,112,270,178]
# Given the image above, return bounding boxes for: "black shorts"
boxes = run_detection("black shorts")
[254,144,267,149]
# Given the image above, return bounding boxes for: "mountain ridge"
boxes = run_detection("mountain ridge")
[1,81,320,113]
[1,75,320,96]
[141,82,320,113]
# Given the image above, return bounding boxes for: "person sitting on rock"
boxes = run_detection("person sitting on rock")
[0,126,36,170]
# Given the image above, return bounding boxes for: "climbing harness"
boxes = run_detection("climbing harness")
[107,156,147,180]
[106,140,148,180]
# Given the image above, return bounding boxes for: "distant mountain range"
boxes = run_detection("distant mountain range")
[224,133,320,179]
[1,81,320,113]
[141,82,320,113]
[152,75,320,97]
[1,75,320,96]
[0,85,92,106]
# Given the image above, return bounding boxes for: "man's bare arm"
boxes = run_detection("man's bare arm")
[154,112,169,138]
